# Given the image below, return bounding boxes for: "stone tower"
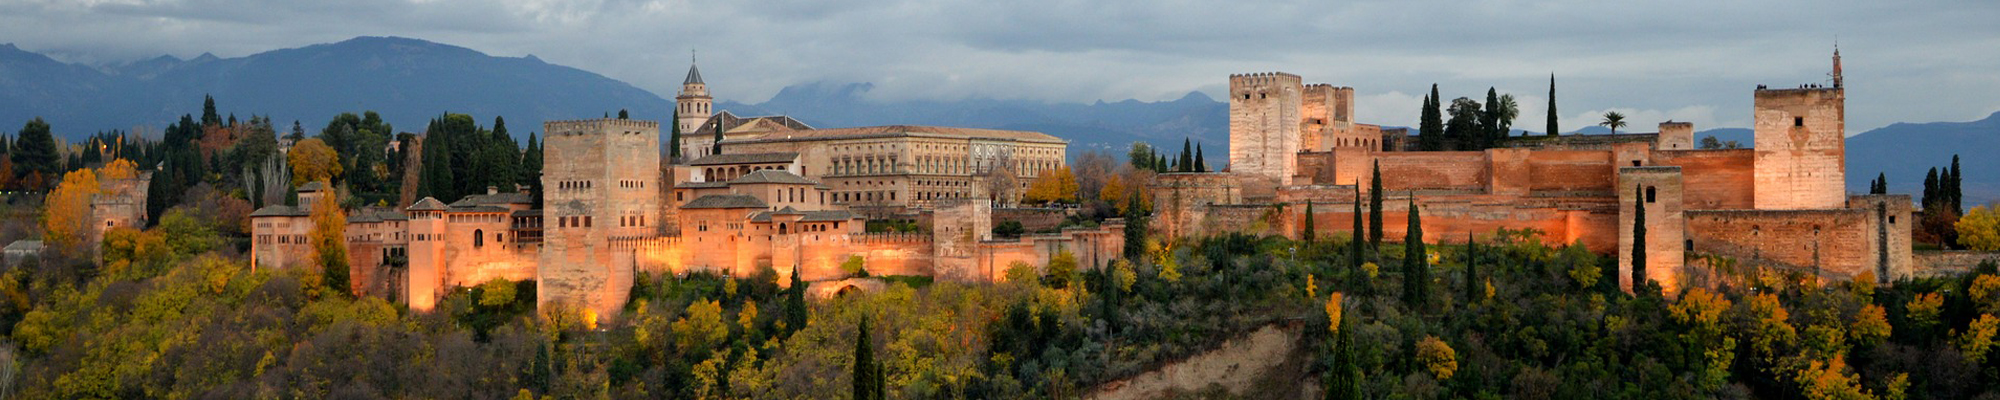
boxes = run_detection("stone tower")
[1752,56,1846,210]
[1229,72,1303,185]
[1618,166,1685,295]
[676,61,712,140]
[539,118,663,319]
[1657,121,1694,150]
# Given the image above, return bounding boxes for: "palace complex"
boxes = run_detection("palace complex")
[251,62,1119,319]
[1153,49,1914,294]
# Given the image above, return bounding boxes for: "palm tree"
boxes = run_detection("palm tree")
[1600,111,1627,134]
[1496,94,1520,135]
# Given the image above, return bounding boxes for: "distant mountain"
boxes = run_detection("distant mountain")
[1846,111,2000,206]
[0,36,668,138]
[717,82,1228,154]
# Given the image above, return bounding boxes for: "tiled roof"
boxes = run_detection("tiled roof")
[4,240,44,252]
[449,192,533,207]
[749,209,859,223]
[249,205,310,217]
[722,125,1064,144]
[731,170,818,185]
[688,152,800,166]
[676,181,729,189]
[511,209,542,217]
[450,206,511,213]
[681,194,768,209]
[298,181,326,192]
[407,197,449,211]
[691,111,814,136]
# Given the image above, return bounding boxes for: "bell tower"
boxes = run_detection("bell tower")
[676,53,712,137]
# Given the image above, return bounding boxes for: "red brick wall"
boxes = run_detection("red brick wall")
[1524,151,1615,192]
[1686,209,1872,279]
[1375,152,1489,191]
[1655,149,1755,210]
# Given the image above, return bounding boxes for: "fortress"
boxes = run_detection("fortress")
[1154,49,1916,293]
[250,62,1120,318]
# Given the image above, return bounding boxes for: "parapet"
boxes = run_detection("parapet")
[1228,72,1304,86]
[544,118,661,136]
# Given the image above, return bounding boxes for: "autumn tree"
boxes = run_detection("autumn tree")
[1956,205,2000,251]
[1416,336,1456,380]
[42,168,101,256]
[307,183,350,297]
[288,138,343,186]
[1023,166,1079,205]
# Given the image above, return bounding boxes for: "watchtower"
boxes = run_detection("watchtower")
[1229,72,1304,185]
[539,118,663,318]
[1752,70,1846,209]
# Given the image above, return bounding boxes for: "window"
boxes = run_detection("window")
[1794,117,1804,127]
[474,229,485,248]
[1646,186,1657,203]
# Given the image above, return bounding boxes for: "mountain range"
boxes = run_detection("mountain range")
[0,36,1992,204]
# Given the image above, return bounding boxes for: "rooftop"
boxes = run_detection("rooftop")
[732,170,819,185]
[689,152,800,166]
[407,197,449,211]
[682,194,769,209]
[722,125,1064,144]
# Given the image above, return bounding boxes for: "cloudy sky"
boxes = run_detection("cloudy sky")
[3,0,1997,133]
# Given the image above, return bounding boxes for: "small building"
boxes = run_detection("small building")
[4,240,44,268]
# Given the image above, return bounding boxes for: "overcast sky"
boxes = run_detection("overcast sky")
[3,0,1997,133]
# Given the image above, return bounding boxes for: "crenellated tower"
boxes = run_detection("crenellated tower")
[1228,72,1304,185]
[1752,50,1847,210]
[539,118,663,319]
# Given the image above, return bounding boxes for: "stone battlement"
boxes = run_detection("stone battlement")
[851,232,933,244]
[544,118,660,135]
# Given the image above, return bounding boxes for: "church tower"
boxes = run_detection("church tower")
[676,59,712,139]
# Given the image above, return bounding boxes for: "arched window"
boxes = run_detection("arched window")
[473,229,485,248]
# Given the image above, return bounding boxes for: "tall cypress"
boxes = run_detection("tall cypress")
[669,107,683,160]
[1419,84,1444,151]
[1482,87,1502,148]
[1632,184,1648,292]
[1923,167,1940,207]
[1349,188,1365,272]
[1368,161,1385,250]
[1326,314,1363,400]
[1180,138,1194,173]
[1949,155,1963,213]
[786,266,809,333]
[1464,233,1479,305]
[853,316,877,400]
[1124,193,1148,259]
[1194,144,1207,172]
[1546,74,1560,136]
[1302,201,1316,242]
[711,118,724,156]
[1402,198,1428,309]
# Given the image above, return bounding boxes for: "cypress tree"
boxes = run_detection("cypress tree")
[201,95,221,127]
[786,266,809,333]
[1349,188,1365,272]
[1194,143,1207,172]
[711,118,724,156]
[1949,155,1962,212]
[853,316,877,400]
[1483,87,1502,148]
[1923,167,1940,207]
[1632,184,1648,292]
[1420,84,1444,151]
[1124,192,1148,259]
[1464,232,1479,305]
[1368,161,1385,250]
[1180,138,1194,173]
[669,107,683,160]
[1302,201,1316,242]
[1402,198,1427,309]
[1547,74,1560,136]
[1326,314,1362,400]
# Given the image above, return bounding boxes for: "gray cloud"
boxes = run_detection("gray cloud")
[0,0,1995,132]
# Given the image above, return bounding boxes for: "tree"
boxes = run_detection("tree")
[1403,198,1428,309]
[711,118,724,156]
[1415,336,1456,381]
[1179,139,1194,173]
[1482,88,1502,146]
[1446,97,1484,150]
[287,138,343,186]
[853,315,881,400]
[669,107,683,160]
[1496,93,1519,137]
[1464,233,1479,305]
[10,118,60,185]
[1632,184,1647,291]
[1419,85,1444,151]
[1350,189,1365,272]
[1194,144,1207,172]
[42,168,100,255]
[308,183,351,298]
[200,95,221,127]
[1301,201,1316,242]
[1023,166,1079,204]
[785,266,809,332]
[1369,161,1384,250]
[1326,309,1363,400]
[1547,74,1559,136]
[1046,249,1078,289]
[1123,192,1148,260]
[1600,112,1627,135]
[617,109,629,119]
[1127,142,1157,170]
[1948,155,1963,213]
[521,133,543,202]
[1958,205,2000,251]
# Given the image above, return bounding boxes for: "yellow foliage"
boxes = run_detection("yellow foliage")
[1958,314,1999,363]
[675,298,729,352]
[1004,261,1039,285]
[1415,336,1457,380]
[739,300,760,331]
[1851,304,1891,347]
[306,184,348,297]
[478,278,517,307]
[1883,373,1910,400]
[1957,205,2000,251]
[1849,272,1877,300]
[1794,354,1873,400]
[1971,274,2000,314]
[97,158,137,180]
[287,138,343,186]
[1741,293,1798,361]
[1907,292,1944,330]
[99,227,170,280]
[1304,275,1318,299]
[42,168,101,253]
[1325,292,1344,334]
[1361,262,1380,279]
[1670,287,1731,327]
[1023,166,1079,204]
[1111,259,1137,293]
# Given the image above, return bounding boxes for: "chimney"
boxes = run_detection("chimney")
[487,186,498,195]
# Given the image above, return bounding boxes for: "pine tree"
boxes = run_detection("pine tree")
[1302,201,1316,242]
[1546,74,1560,136]
[1194,144,1207,172]
[1632,184,1648,292]
[10,118,59,182]
[1402,198,1428,310]
[1368,161,1385,250]
[201,95,221,127]
[1180,138,1194,173]
[853,316,877,400]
